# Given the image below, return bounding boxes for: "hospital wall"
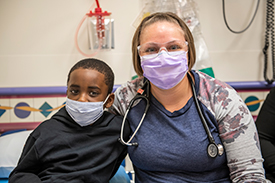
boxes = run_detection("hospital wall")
[0,0,273,127]
[0,0,269,87]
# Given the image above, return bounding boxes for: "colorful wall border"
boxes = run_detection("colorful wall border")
[0,82,274,133]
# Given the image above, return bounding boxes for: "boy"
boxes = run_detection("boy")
[9,58,130,183]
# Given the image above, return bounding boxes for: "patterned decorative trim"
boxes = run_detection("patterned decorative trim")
[0,82,273,133]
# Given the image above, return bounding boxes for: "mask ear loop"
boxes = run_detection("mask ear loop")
[103,94,110,108]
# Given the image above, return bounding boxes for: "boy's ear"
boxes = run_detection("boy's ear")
[104,93,114,108]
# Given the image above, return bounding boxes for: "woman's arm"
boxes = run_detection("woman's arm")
[108,77,144,115]
[197,72,267,182]
[214,87,266,182]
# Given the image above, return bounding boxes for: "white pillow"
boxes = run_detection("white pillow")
[0,130,32,178]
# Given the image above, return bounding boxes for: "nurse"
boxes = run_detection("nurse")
[109,12,268,182]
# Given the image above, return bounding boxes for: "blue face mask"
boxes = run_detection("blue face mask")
[65,95,109,127]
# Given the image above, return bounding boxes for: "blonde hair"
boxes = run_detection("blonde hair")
[132,12,196,76]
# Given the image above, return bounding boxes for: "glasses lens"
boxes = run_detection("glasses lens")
[138,40,187,57]
[138,43,159,56]
[166,40,187,53]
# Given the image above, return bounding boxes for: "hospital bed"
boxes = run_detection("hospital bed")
[0,130,32,183]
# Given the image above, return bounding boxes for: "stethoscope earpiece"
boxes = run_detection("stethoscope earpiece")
[132,142,139,146]
[118,138,139,146]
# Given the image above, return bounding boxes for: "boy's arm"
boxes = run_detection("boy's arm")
[110,147,128,179]
[110,118,131,179]
[9,134,42,183]
[9,173,42,183]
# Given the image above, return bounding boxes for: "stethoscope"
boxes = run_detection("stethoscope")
[119,72,224,158]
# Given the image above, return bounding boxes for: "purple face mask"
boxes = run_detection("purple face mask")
[140,50,188,90]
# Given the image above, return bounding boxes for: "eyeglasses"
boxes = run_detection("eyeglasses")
[137,40,188,58]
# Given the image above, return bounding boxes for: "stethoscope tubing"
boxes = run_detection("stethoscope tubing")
[119,95,149,146]
[119,73,224,157]
[187,73,216,144]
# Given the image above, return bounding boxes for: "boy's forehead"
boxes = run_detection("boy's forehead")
[68,68,106,86]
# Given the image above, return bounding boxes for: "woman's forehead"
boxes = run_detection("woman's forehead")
[140,21,185,44]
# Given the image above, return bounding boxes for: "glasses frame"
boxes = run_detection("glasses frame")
[137,40,188,57]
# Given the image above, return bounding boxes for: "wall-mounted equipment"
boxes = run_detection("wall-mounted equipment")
[75,0,114,57]
[263,0,275,84]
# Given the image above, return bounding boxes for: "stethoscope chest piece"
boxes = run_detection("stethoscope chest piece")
[217,144,224,156]
[207,143,224,158]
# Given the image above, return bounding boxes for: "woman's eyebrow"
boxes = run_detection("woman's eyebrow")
[144,42,158,45]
